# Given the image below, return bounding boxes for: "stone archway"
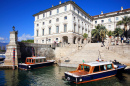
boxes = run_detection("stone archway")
[73,36,76,44]
[62,36,68,43]
[82,39,84,44]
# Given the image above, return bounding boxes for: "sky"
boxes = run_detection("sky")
[0,0,130,43]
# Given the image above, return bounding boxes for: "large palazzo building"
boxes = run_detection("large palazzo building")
[33,1,130,44]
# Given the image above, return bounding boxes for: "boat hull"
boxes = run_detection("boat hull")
[18,61,54,70]
[0,57,5,61]
[65,69,117,84]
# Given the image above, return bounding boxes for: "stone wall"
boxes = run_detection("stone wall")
[18,42,55,62]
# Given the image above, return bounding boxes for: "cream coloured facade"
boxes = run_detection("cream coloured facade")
[93,7,130,31]
[33,1,92,44]
[33,1,130,44]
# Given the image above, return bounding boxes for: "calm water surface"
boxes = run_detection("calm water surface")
[0,64,130,86]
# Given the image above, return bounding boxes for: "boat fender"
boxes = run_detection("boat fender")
[29,66,31,68]
[79,78,82,82]
[67,77,70,81]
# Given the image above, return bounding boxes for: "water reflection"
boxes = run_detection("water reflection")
[0,65,130,86]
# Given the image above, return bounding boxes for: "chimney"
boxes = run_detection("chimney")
[52,5,54,7]
[101,11,103,15]
[59,1,61,4]
[121,6,123,11]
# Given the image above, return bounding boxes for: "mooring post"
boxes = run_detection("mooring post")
[13,48,15,70]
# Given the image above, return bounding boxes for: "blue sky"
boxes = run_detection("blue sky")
[0,0,130,43]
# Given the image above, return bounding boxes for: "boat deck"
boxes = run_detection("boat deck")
[71,70,89,76]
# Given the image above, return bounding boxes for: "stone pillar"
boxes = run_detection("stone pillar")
[68,36,73,44]
[75,37,78,44]
[5,31,21,67]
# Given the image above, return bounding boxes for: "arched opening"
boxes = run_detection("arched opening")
[82,39,84,44]
[78,38,80,44]
[62,36,68,44]
[73,36,76,44]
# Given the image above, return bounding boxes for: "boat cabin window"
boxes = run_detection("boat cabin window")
[27,59,31,63]
[94,66,99,72]
[100,65,106,71]
[36,59,39,63]
[84,66,90,72]
[44,59,46,62]
[40,59,43,62]
[107,64,113,70]
[32,59,34,63]
[81,65,83,70]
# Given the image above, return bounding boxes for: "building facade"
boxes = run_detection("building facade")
[33,1,92,44]
[33,1,130,44]
[92,7,130,31]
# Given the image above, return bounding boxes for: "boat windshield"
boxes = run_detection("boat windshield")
[81,65,90,72]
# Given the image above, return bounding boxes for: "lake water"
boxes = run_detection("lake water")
[0,64,130,86]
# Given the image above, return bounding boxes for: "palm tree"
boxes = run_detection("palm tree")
[91,24,101,41]
[117,16,130,31]
[99,25,108,45]
[114,28,123,45]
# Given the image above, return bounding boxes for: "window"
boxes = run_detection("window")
[36,59,39,63]
[37,24,39,26]
[101,20,104,23]
[64,6,67,11]
[49,27,51,34]
[42,29,44,36]
[74,17,75,20]
[64,24,67,32]
[57,8,59,13]
[108,25,111,28]
[84,66,90,72]
[95,21,97,24]
[43,22,45,25]
[49,20,51,23]
[40,59,43,62]
[56,38,58,42]
[50,11,52,15]
[37,30,38,36]
[78,10,79,14]
[107,64,113,70]
[108,18,111,22]
[48,39,51,42]
[116,17,118,20]
[73,7,75,11]
[56,18,59,22]
[64,16,67,20]
[93,66,99,72]
[42,40,44,43]
[56,26,59,33]
[74,24,76,33]
[100,65,106,71]
[43,13,45,17]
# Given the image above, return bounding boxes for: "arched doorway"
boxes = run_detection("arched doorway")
[62,36,68,44]
[78,38,80,44]
[73,36,76,44]
[82,39,84,44]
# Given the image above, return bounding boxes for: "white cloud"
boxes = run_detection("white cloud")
[18,33,34,41]
[0,37,4,40]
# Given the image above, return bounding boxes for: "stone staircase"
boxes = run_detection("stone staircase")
[58,43,130,67]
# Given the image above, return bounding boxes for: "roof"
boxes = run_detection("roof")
[92,8,130,19]
[33,1,92,19]
[27,57,46,59]
[84,61,112,66]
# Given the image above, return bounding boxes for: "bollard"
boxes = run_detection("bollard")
[13,48,15,70]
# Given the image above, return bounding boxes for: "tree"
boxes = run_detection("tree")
[107,31,114,37]
[99,25,108,42]
[114,28,123,37]
[83,33,88,39]
[21,39,34,43]
[117,16,130,31]
[91,24,101,41]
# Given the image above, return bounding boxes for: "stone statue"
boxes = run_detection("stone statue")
[12,26,15,31]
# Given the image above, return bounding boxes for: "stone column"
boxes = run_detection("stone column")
[75,37,78,44]
[5,31,21,67]
[68,36,73,44]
